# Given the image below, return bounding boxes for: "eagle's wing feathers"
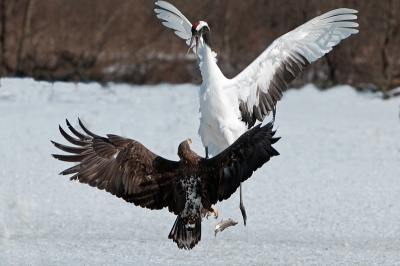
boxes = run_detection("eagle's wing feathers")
[52,119,181,212]
[201,116,280,204]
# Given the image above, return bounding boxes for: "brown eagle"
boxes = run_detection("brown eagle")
[51,117,279,250]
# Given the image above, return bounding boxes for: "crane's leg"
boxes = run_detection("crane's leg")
[240,182,247,226]
[205,147,209,159]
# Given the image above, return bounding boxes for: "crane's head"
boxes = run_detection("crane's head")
[187,21,212,55]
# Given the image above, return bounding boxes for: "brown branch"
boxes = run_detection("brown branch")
[93,3,127,54]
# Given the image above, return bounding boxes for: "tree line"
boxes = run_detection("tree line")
[0,0,399,98]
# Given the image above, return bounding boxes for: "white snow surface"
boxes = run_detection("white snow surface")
[0,77,399,265]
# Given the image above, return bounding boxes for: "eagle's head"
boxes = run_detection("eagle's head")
[178,138,192,158]
[178,138,199,164]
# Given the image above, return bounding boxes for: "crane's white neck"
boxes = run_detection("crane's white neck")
[198,39,224,84]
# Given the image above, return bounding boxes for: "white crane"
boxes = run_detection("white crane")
[155,1,358,225]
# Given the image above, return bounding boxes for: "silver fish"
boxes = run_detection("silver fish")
[214,218,238,237]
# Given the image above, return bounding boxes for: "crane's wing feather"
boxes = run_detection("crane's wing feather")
[52,119,182,213]
[230,8,358,128]
[200,114,280,205]
[155,0,193,47]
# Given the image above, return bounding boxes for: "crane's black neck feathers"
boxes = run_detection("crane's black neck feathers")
[201,27,212,49]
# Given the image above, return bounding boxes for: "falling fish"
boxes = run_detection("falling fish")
[214,218,238,237]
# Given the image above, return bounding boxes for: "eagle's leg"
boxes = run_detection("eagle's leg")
[205,206,218,219]
[202,146,217,219]
[239,183,247,226]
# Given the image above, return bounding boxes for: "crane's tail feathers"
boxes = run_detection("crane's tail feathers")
[168,215,201,250]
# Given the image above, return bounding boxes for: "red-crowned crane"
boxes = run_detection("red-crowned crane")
[155,1,358,225]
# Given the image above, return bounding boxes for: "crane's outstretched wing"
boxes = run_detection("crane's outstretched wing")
[154,0,193,47]
[51,119,182,213]
[200,113,280,205]
[229,8,358,128]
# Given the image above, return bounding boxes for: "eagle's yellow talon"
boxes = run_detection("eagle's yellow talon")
[212,207,218,219]
[204,206,218,219]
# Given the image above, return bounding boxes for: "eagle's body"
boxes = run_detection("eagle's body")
[52,117,279,249]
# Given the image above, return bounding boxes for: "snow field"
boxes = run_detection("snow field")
[0,78,399,265]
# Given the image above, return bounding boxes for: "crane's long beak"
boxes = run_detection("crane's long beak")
[187,36,194,55]
[187,35,199,57]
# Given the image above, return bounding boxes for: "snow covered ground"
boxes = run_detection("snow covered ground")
[0,77,399,265]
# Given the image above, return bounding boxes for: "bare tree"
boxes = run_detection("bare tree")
[16,0,35,75]
[0,0,6,78]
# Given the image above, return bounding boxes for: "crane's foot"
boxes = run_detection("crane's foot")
[205,206,218,219]
[239,201,247,226]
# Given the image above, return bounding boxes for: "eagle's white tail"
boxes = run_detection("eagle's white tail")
[168,215,201,250]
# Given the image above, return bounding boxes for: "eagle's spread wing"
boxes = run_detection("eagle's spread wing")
[229,9,358,128]
[200,115,280,204]
[52,119,182,213]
